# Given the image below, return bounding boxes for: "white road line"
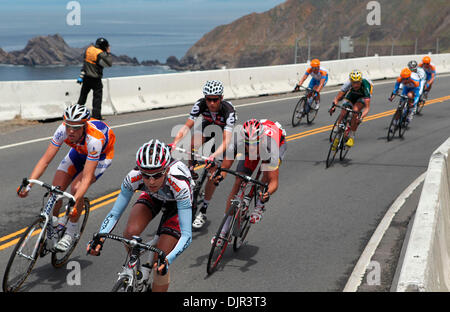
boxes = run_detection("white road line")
[343,171,427,292]
[1,74,449,151]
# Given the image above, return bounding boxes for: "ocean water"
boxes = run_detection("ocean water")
[0,32,196,81]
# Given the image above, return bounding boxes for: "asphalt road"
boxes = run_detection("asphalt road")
[1,74,449,292]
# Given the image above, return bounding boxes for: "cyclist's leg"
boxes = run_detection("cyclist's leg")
[152,203,180,292]
[52,148,85,216]
[350,99,365,133]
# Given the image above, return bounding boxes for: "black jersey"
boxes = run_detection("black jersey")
[189,98,237,132]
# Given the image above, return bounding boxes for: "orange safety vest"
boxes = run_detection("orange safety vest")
[85,46,103,65]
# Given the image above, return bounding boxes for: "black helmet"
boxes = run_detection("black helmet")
[408,60,418,71]
[95,37,109,51]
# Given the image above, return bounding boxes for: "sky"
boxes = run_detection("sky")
[0,0,286,61]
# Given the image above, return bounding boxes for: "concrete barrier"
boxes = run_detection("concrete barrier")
[0,53,449,121]
[108,69,232,114]
[0,79,115,120]
[395,137,450,291]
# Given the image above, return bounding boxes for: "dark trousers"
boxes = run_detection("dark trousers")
[77,77,103,119]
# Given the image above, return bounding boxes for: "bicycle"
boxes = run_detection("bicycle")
[91,233,166,292]
[326,104,362,168]
[415,89,428,115]
[206,166,267,275]
[2,178,90,292]
[291,86,319,127]
[387,94,412,141]
[172,147,213,224]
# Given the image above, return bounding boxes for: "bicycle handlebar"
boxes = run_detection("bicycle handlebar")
[330,104,362,117]
[94,233,166,264]
[173,146,218,167]
[213,166,268,192]
[20,178,76,203]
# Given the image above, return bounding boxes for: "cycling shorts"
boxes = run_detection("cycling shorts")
[57,148,112,180]
[135,192,181,240]
[308,76,328,89]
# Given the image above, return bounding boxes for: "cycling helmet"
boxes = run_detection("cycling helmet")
[242,119,264,144]
[422,56,431,64]
[203,80,224,96]
[407,60,418,71]
[349,70,363,82]
[95,37,109,51]
[310,59,320,67]
[401,68,412,79]
[136,139,171,171]
[63,104,91,122]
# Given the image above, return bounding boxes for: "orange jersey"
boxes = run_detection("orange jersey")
[51,119,115,161]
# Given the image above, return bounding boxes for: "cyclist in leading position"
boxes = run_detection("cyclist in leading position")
[211,119,287,246]
[170,80,237,230]
[87,140,193,292]
[389,68,421,122]
[17,104,116,252]
[293,58,329,110]
[418,56,436,95]
[329,70,373,149]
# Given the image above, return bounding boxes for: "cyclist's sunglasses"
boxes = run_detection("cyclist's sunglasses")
[65,123,84,131]
[205,97,220,103]
[140,169,166,180]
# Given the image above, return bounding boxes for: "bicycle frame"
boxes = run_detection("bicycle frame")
[94,233,165,292]
[19,179,75,258]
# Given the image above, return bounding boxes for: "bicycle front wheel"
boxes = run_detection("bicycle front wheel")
[329,117,339,142]
[233,208,251,251]
[2,216,46,292]
[398,107,409,138]
[111,276,134,292]
[191,170,207,223]
[51,198,90,268]
[291,98,306,127]
[207,211,234,275]
[387,109,401,141]
[326,130,341,168]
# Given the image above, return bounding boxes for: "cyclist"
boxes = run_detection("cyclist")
[293,59,329,110]
[408,60,426,111]
[211,119,287,246]
[389,68,420,122]
[329,70,373,149]
[170,80,237,230]
[87,140,193,292]
[418,56,436,94]
[17,104,116,252]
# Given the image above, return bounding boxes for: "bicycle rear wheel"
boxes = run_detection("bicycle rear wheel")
[111,276,134,292]
[387,109,401,141]
[306,103,318,124]
[2,216,46,292]
[206,210,235,275]
[339,139,350,161]
[291,98,306,127]
[51,198,90,268]
[416,98,425,115]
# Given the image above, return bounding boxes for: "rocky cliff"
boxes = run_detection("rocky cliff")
[176,0,450,70]
[0,34,140,66]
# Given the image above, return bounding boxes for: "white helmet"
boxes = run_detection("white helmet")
[64,104,91,122]
[136,139,171,170]
[203,80,224,96]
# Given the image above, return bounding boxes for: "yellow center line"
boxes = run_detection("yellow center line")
[1,94,449,251]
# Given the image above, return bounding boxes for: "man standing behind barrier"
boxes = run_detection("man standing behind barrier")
[77,37,112,120]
